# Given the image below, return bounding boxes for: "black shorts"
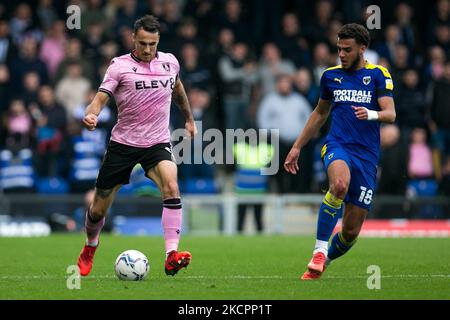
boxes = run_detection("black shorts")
[95,140,174,190]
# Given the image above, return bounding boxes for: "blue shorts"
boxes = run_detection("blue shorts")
[321,141,377,210]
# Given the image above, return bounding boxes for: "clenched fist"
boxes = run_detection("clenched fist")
[185,120,198,138]
[83,113,98,131]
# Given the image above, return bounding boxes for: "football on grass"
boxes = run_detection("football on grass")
[114,250,149,281]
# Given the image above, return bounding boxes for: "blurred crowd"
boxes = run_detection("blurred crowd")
[0,0,449,202]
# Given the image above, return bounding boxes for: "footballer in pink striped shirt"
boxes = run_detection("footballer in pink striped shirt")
[77,15,197,277]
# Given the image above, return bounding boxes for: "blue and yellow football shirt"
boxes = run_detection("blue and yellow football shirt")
[319,62,394,164]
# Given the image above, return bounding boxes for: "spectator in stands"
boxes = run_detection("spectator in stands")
[117,26,135,55]
[257,42,296,96]
[179,43,211,92]
[395,69,427,137]
[36,0,59,31]
[0,19,16,65]
[218,42,258,130]
[209,28,235,68]
[114,0,141,35]
[32,85,67,177]
[428,0,450,46]
[95,40,120,88]
[159,0,182,51]
[55,37,95,84]
[257,74,312,193]
[275,12,311,68]
[82,21,108,66]
[176,86,218,182]
[0,63,10,114]
[311,42,331,85]
[408,128,434,180]
[144,0,164,17]
[99,39,120,64]
[406,127,442,218]
[250,0,282,49]
[305,0,334,44]
[10,36,48,92]
[217,0,251,43]
[423,45,446,85]
[81,0,108,37]
[55,61,91,121]
[293,67,319,107]
[325,19,343,63]
[9,3,42,45]
[3,99,33,153]
[183,0,215,41]
[375,24,402,66]
[378,124,408,195]
[429,61,450,158]
[390,44,410,86]
[233,134,274,234]
[176,17,206,56]
[39,20,66,80]
[393,3,419,59]
[340,0,372,25]
[432,23,450,57]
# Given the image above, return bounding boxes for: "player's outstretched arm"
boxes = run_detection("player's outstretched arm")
[83,91,110,131]
[352,96,396,123]
[172,78,197,138]
[284,98,332,174]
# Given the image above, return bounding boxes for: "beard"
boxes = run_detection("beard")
[346,55,362,71]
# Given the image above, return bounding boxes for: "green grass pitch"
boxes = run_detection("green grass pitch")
[0,234,449,300]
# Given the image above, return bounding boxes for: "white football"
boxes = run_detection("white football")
[114,250,150,281]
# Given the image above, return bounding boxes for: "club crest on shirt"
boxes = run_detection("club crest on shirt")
[363,76,371,85]
[162,63,171,72]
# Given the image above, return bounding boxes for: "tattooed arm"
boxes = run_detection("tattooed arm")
[172,78,197,138]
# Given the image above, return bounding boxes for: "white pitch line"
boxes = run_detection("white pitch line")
[180,275,450,279]
[324,274,450,279]
[1,274,449,280]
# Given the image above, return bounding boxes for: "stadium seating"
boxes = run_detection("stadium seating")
[36,176,69,194]
[69,135,101,192]
[183,178,220,194]
[0,149,35,192]
[407,179,443,218]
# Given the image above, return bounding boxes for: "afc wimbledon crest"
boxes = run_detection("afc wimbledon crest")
[363,76,371,85]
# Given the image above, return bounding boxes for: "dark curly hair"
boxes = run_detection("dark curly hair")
[134,15,160,34]
[338,23,370,47]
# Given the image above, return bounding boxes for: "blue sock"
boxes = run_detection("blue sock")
[316,192,343,241]
[327,232,356,260]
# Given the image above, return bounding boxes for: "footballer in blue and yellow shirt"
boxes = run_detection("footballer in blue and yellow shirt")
[318,60,395,211]
[320,62,394,166]
[284,23,396,280]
